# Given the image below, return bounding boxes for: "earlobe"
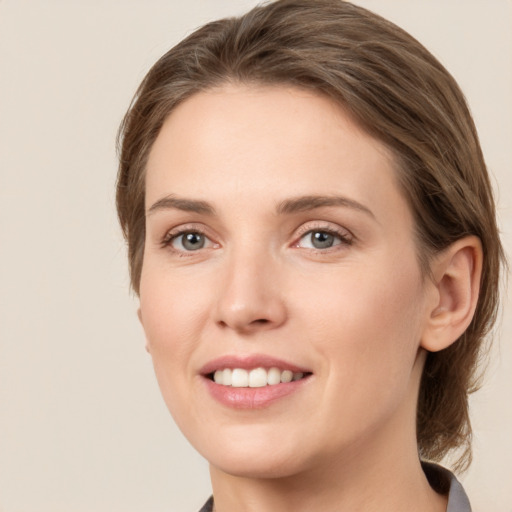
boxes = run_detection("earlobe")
[421,236,483,352]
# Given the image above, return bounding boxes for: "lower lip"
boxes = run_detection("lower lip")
[203,376,310,409]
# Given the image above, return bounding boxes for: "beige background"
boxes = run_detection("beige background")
[0,1,510,511]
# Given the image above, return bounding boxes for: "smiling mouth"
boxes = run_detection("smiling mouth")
[207,367,312,388]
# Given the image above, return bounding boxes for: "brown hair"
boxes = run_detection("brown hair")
[116,0,504,470]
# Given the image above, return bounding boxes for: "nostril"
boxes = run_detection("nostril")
[253,319,270,324]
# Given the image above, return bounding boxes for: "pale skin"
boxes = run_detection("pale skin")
[138,85,482,512]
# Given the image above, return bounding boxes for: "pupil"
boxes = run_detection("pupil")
[183,232,204,250]
[312,231,334,249]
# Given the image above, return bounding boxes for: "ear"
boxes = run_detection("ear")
[421,236,483,352]
[137,307,151,354]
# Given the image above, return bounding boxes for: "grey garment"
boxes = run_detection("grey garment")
[198,496,214,512]
[198,463,472,512]
[422,462,472,512]
[448,478,473,512]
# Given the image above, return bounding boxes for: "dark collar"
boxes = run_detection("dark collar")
[422,462,472,512]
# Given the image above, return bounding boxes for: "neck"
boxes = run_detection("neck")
[209,442,447,512]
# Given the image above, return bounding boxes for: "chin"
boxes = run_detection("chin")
[194,427,312,479]
[210,452,306,480]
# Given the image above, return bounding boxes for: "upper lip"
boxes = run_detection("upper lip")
[200,354,311,375]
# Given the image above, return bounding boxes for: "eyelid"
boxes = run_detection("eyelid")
[158,221,353,252]
[290,222,354,253]
[293,221,353,242]
[160,223,218,250]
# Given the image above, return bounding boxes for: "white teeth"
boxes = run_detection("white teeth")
[222,368,232,385]
[212,367,307,387]
[231,369,249,387]
[213,370,224,385]
[267,367,281,385]
[249,368,268,388]
[281,370,293,383]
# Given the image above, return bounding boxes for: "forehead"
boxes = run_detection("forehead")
[145,84,409,226]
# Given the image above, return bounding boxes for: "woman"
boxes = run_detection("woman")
[116,1,504,510]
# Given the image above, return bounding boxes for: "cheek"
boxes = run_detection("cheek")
[298,255,424,339]
[138,265,214,412]
[295,256,426,409]
[140,263,212,350]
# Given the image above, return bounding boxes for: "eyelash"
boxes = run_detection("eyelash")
[160,223,353,254]
[160,225,214,253]
[293,223,353,251]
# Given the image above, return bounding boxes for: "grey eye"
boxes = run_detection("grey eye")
[310,231,336,249]
[174,232,206,251]
[298,230,343,249]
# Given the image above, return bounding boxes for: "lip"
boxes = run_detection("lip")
[200,354,312,410]
[200,354,310,375]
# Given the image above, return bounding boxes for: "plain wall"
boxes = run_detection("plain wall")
[0,1,510,511]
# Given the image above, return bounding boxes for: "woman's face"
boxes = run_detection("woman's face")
[139,85,435,478]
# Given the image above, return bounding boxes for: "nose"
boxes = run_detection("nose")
[214,248,287,335]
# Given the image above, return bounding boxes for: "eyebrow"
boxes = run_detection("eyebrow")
[147,193,375,219]
[277,195,375,219]
[147,195,216,216]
